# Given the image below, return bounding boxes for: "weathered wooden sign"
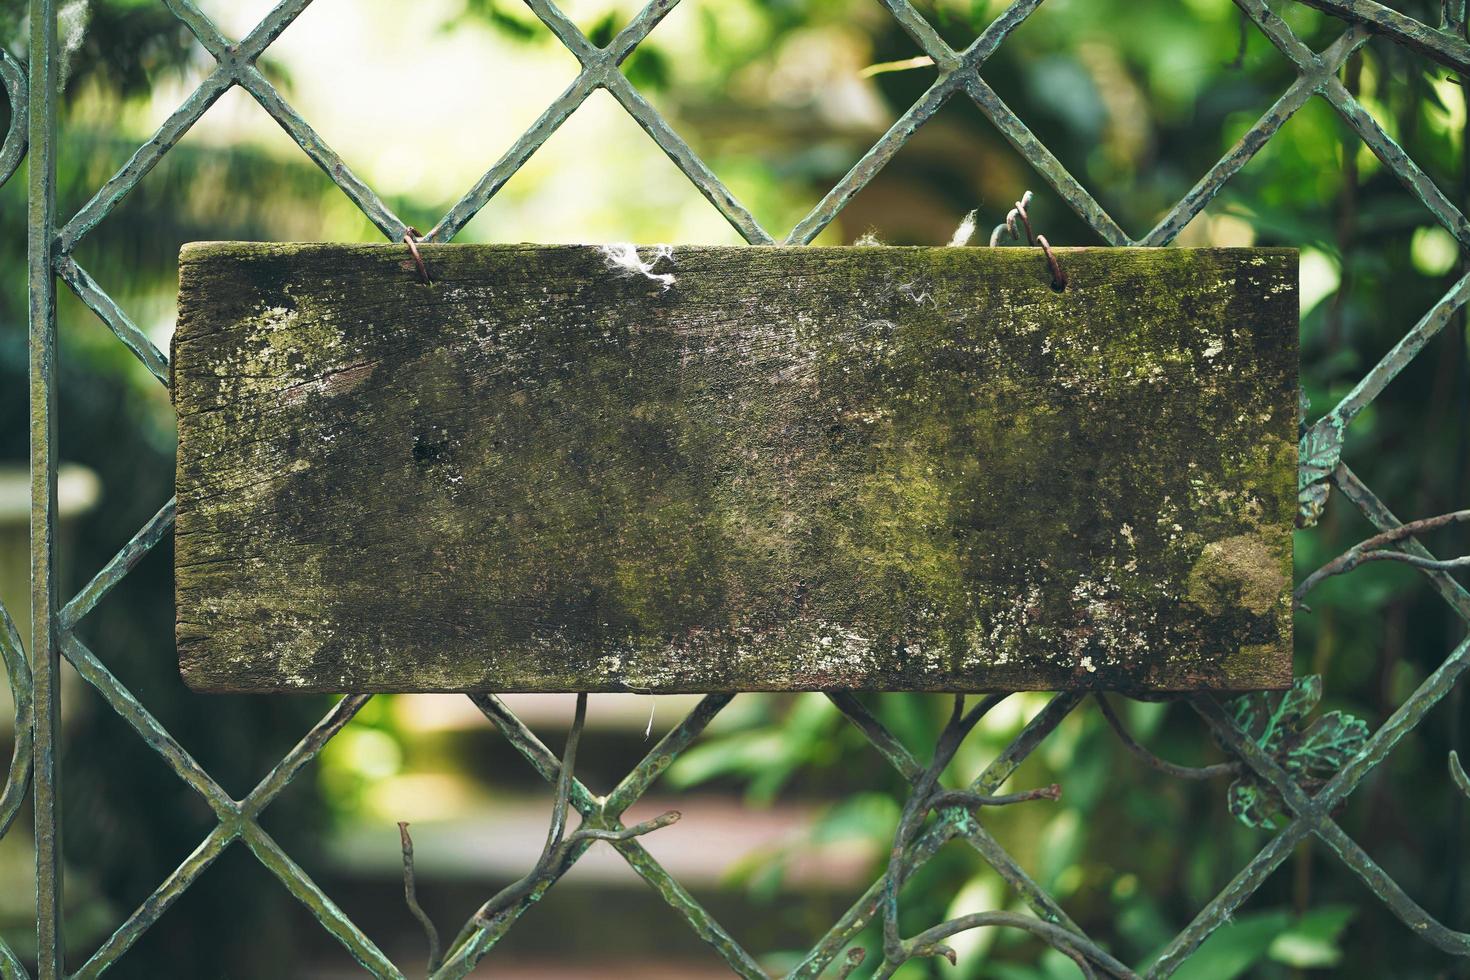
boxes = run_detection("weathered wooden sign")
[174,243,1296,694]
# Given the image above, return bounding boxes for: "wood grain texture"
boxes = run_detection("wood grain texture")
[174,243,1297,693]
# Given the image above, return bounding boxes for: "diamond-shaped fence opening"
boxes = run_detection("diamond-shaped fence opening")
[824,95,1084,245]
[453,87,757,245]
[589,0,942,243]
[983,0,1311,239]
[198,0,587,229]
[60,82,400,394]
[8,0,1470,975]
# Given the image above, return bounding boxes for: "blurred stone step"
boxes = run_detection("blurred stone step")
[324,795,874,889]
[391,692,711,733]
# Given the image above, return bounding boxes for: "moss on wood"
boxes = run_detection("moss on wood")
[173,243,1297,693]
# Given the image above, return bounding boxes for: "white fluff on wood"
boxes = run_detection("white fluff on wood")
[947,209,978,247]
[598,243,676,290]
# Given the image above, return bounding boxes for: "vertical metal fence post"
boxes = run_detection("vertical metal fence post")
[28,0,62,975]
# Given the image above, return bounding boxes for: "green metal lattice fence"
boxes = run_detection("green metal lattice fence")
[4,0,1470,976]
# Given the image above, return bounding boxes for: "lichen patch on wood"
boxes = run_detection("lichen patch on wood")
[173,243,1297,693]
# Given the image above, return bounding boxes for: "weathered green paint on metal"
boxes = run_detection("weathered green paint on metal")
[0,600,32,869]
[71,692,373,977]
[27,0,63,974]
[54,256,170,386]
[0,48,26,191]
[60,498,177,630]
[1,25,32,980]
[1297,0,1470,74]
[447,693,765,979]
[0,602,32,980]
[1142,26,1369,248]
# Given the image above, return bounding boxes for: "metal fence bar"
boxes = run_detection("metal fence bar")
[60,498,177,631]
[429,0,683,243]
[459,693,769,976]
[1333,464,1470,621]
[1322,80,1470,246]
[57,0,319,254]
[0,49,28,189]
[0,602,33,976]
[1145,824,1308,976]
[603,72,775,245]
[961,76,1131,245]
[72,826,237,979]
[76,696,373,977]
[784,75,959,245]
[159,0,233,54]
[1296,0,1470,74]
[826,693,926,781]
[604,693,733,815]
[786,0,1045,245]
[1327,275,1470,439]
[55,70,235,253]
[974,693,1082,793]
[610,838,769,979]
[242,822,407,979]
[785,810,957,979]
[27,1,63,974]
[59,634,237,819]
[53,257,171,385]
[237,65,408,241]
[872,0,1130,244]
[1320,636,1470,808]
[1142,26,1370,247]
[1314,820,1470,954]
[427,74,600,244]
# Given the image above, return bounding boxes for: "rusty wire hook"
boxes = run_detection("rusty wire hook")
[988,190,1066,291]
[403,226,431,285]
[1036,234,1067,292]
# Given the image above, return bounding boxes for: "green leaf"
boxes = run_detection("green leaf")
[1169,908,1291,980]
[1223,677,1366,829]
[1297,416,1344,528]
[1230,675,1320,753]
[1267,904,1355,969]
[625,47,671,91]
[1286,710,1368,779]
[1227,780,1279,830]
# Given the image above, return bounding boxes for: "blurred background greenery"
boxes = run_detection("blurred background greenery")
[0,0,1468,976]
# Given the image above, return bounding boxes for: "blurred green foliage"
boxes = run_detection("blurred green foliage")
[2,0,1469,976]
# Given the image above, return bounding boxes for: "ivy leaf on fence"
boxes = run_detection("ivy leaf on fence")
[1222,676,1368,829]
[1298,414,1344,529]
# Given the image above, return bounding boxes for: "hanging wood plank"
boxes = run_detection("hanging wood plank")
[173,243,1297,694]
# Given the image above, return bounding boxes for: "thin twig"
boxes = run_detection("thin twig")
[927,785,1062,809]
[867,694,1114,976]
[1452,751,1470,800]
[1294,509,1470,603]
[469,692,588,930]
[1095,694,1239,780]
[872,911,1139,980]
[440,692,679,974]
[880,695,1002,960]
[876,693,1071,974]
[399,822,443,974]
[569,810,681,844]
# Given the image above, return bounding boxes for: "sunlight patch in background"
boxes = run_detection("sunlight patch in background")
[1299,247,1340,317]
